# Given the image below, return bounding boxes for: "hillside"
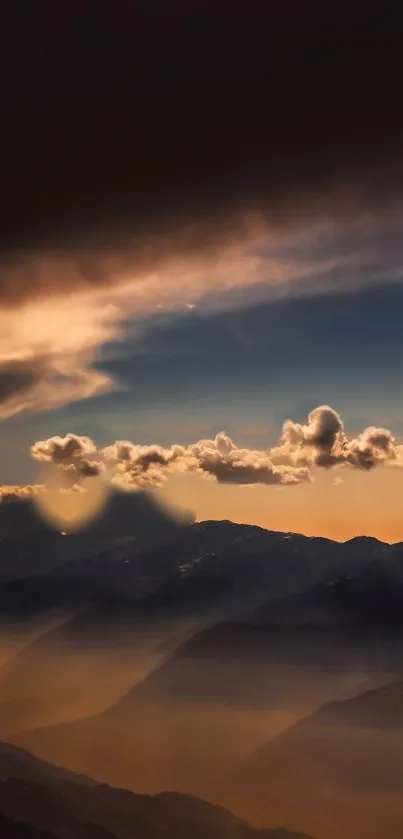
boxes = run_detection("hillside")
[0,739,317,839]
[226,679,403,839]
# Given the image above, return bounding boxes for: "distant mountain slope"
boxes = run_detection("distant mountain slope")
[0,740,317,839]
[99,561,403,712]
[0,740,96,790]
[4,521,403,757]
[1,519,388,620]
[0,520,365,735]
[10,623,381,799]
[11,550,403,793]
[0,522,293,735]
[251,559,403,629]
[225,678,403,839]
[314,678,403,729]
[0,813,59,839]
[3,518,403,624]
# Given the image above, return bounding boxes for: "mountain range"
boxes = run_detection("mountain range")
[0,740,316,839]
[0,490,192,584]
[2,517,403,740]
[2,504,403,837]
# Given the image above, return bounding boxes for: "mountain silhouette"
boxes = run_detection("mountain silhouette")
[3,519,397,620]
[7,524,403,788]
[0,520,372,735]
[0,739,317,839]
[0,812,59,839]
[4,518,403,824]
[0,490,191,584]
[226,678,403,839]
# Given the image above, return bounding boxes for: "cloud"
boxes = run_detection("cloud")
[31,433,103,482]
[277,405,403,471]
[187,433,311,486]
[103,410,403,491]
[279,405,347,468]
[2,211,403,419]
[0,359,43,403]
[0,286,119,418]
[3,404,403,501]
[0,484,44,501]
[104,433,311,489]
[31,433,97,465]
[101,406,403,489]
[1,2,403,261]
[0,4,402,420]
[347,426,403,471]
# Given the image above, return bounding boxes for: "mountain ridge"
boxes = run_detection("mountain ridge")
[0,738,318,839]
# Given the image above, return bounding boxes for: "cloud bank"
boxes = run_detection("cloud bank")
[14,407,402,500]
[102,434,311,489]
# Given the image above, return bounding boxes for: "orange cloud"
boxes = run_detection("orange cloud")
[1,208,402,421]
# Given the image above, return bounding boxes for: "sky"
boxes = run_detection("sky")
[1,1,403,541]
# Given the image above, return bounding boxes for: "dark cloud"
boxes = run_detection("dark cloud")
[1,0,403,303]
[0,360,43,402]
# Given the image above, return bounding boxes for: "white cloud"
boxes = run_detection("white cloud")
[31,433,103,482]
[103,432,311,489]
[10,405,400,497]
[276,405,403,472]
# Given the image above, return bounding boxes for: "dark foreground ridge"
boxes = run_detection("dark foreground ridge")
[0,740,317,839]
